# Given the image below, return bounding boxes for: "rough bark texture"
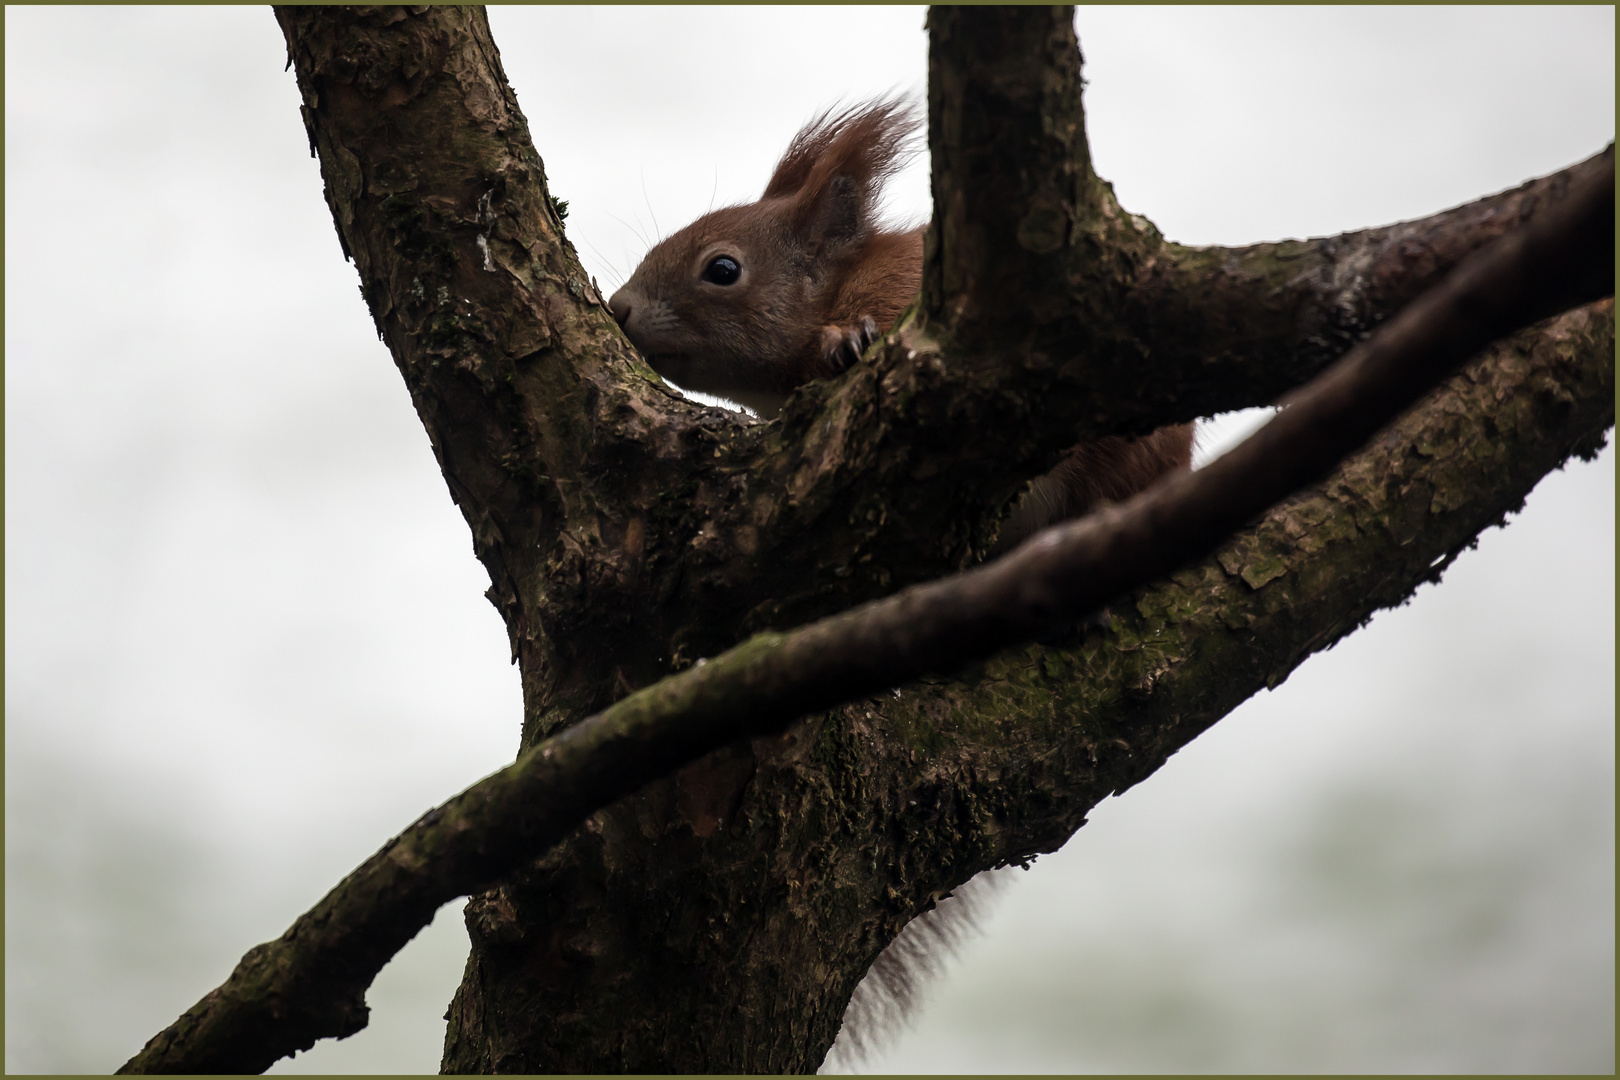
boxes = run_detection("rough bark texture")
[120,6,1614,1074]
[441,306,1613,1076]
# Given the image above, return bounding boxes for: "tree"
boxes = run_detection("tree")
[6,6,1607,1075]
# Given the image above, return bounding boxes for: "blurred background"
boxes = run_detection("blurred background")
[5,6,1612,1074]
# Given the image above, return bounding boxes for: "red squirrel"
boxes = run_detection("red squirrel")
[608,100,924,419]
[610,102,1193,1058]
[609,99,1192,553]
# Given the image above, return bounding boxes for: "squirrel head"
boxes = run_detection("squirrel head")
[609,98,920,414]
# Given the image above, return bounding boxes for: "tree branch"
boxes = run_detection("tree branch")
[1122,145,1618,424]
[119,126,1612,1076]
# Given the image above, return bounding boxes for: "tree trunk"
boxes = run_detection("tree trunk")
[244,6,1620,1073]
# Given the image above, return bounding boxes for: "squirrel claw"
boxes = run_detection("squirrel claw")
[819,316,880,373]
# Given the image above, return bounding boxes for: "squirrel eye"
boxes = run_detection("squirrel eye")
[701,255,741,286]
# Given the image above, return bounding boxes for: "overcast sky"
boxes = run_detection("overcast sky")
[5,6,1614,1074]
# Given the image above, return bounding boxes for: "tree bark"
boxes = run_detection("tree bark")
[436,302,1612,1074]
[121,6,1614,1073]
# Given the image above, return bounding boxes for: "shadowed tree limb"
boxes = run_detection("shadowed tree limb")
[118,135,1612,1075]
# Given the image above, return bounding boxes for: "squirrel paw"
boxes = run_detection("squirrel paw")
[819,316,880,374]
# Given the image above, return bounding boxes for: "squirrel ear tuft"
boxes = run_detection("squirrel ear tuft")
[764,97,920,247]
